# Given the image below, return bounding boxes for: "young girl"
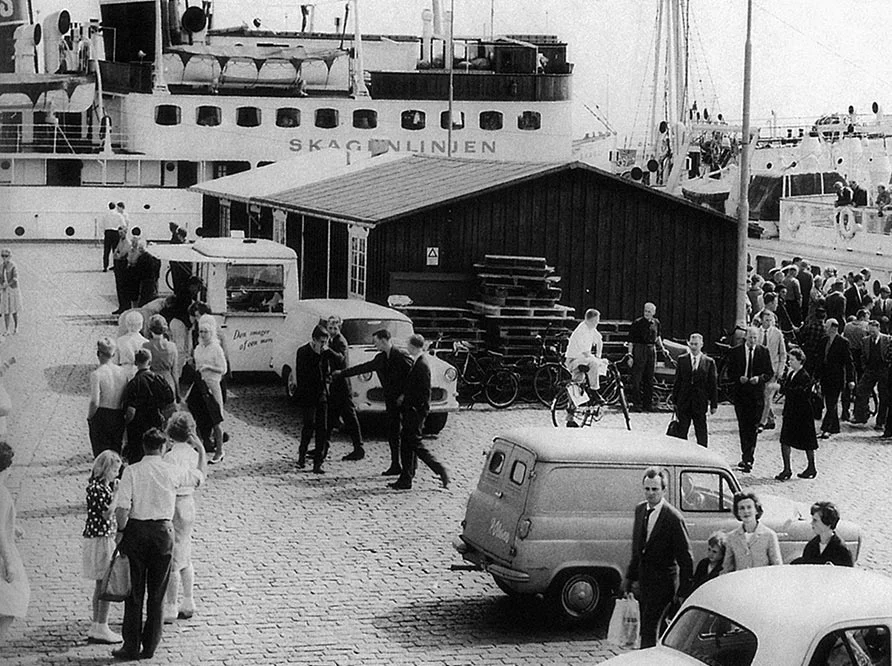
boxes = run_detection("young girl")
[82,450,124,644]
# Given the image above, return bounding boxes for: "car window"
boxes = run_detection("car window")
[808,625,890,666]
[663,607,757,666]
[535,467,644,512]
[225,264,285,312]
[680,471,735,512]
[339,319,414,346]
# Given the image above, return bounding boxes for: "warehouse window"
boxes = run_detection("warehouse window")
[348,225,368,300]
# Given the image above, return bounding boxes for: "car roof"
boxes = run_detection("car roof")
[497,426,731,467]
[297,299,411,322]
[191,238,297,260]
[683,566,892,652]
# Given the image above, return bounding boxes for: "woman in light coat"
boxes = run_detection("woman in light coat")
[722,491,782,573]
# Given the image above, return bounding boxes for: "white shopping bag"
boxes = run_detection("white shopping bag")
[568,383,589,407]
[607,597,640,649]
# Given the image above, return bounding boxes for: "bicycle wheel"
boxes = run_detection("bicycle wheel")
[599,366,621,406]
[616,380,632,430]
[550,388,567,426]
[534,364,571,407]
[485,369,520,408]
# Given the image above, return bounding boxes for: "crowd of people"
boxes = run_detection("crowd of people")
[624,467,852,649]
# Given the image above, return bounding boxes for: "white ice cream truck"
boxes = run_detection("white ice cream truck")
[148,237,299,373]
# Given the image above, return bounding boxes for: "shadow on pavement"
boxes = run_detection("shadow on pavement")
[17,502,84,520]
[43,364,92,396]
[374,594,609,647]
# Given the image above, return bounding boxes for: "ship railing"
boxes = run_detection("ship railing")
[0,120,136,155]
[779,195,892,240]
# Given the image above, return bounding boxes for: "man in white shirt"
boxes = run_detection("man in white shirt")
[565,308,604,390]
[114,428,205,661]
[101,202,125,272]
[757,310,787,431]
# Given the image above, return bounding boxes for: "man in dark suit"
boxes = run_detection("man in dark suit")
[815,318,856,439]
[337,328,412,476]
[671,333,718,446]
[726,326,774,473]
[852,319,891,428]
[845,274,867,319]
[625,467,694,649]
[389,334,448,491]
[294,325,335,473]
[825,279,847,326]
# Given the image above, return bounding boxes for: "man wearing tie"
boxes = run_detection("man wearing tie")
[853,320,891,429]
[389,334,449,491]
[726,327,774,473]
[625,468,694,649]
[670,333,718,446]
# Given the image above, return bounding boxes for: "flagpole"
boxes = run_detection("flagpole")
[736,0,753,328]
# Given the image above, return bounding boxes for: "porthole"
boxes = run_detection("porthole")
[315,108,339,129]
[236,107,261,127]
[14,226,24,236]
[517,111,541,131]
[65,226,75,236]
[440,110,465,130]
[401,109,425,130]
[276,108,300,128]
[479,111,503,131]
[0,160,10,170]
[154,105,181,126]
[353,109,377,129]
[131,226,142,236]
[196,106,221,127]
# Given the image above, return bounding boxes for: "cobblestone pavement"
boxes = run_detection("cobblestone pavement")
[1,242,891,665]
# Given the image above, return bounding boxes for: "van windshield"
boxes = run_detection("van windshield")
[340,319,414,346]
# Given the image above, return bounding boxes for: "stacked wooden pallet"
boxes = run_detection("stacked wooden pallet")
[395,305,483,349]
[468,255,576,362]
[599,319,632,361]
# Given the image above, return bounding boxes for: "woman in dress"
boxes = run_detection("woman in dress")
[0,441,29,641]
[163,412,207,622]
[776,346,819,481]
[82,450,123,644]
[722,491,782,573]
[143,315,179,407]
[0,248,21,336]
[192,315,227,464]
[792,501,854,566]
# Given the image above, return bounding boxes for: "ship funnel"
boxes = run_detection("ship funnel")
[0,0,30,73]
[420,9,432,65]
[13,23,41,74]
[43,10,72,74]
[431,0,443,35]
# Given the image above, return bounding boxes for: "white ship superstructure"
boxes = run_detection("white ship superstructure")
[0,0,590,240]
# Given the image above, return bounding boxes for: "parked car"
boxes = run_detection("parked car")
[601,566,892,665]
[452,427,862,622]
[273,299,459,433]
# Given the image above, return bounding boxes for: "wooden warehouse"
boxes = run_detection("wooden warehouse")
[194,153,738,344]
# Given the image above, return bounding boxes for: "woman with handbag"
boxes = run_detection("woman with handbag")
[776,347,819,481]
[82,450,124,644]
[0,441,29,641]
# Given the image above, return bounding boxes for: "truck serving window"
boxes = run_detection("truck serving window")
[226,264,285,313]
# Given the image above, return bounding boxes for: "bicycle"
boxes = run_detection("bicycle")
[550,354,632,430]
[429,337,520,408]
[509,326,571,406]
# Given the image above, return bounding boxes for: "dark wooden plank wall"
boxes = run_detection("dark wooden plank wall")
[366,168,737,346]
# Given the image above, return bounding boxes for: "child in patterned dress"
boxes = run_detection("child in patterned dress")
[82,450,124,644]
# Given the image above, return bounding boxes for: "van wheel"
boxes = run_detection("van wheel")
[547,570,602,622]
[283,366,297,403]
[423,413,448,435]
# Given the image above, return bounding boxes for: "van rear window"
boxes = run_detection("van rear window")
[488,451,506,474]
[510,461,527,485]
[536,467,645,512]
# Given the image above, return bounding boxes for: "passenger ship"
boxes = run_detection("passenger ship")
[0,0,604,240]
